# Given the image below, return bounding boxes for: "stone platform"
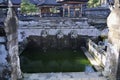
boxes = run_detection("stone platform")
[23,72,107,80]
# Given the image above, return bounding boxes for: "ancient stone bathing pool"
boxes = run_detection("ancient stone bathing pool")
[20,47,92,73]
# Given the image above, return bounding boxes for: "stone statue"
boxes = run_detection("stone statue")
[3,0,22,79]
[103,0,120,80]
[107,0,120,29]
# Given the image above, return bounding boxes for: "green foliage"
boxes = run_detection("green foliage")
[21,0,38,13]
[88,0,101,8]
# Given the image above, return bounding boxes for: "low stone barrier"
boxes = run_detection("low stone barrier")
[88,39,106,67]
[84,7,110,19]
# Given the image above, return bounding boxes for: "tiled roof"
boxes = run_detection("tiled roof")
[29,0,40,5]
[11,0,21,5]
[57,0,88,3]
[30,0,61,6]
[0,0,7,5]
[0,0,21,5]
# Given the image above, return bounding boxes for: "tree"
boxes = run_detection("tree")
[88,0,101,8]
[21,0,38,14]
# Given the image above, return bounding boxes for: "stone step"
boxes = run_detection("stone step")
[23,72,107,80]
[81,47,103,71]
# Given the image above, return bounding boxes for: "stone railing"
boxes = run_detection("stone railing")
[88,39,106,67]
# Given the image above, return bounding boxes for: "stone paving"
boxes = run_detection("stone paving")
[23,72,107,80]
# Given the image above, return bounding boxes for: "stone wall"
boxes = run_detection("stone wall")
[26,35,87,50]
[18,18,101,54]
[85,7,110,19]
[18,18,101,42]
[18,28,100,42]
[84,7,110,28]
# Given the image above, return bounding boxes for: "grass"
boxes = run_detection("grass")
[20,48,91,73]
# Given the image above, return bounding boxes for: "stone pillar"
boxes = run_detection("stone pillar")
[40,8,42,17]
[101,0,109,7]
[103,0,120,80]
[68,5,70,17]
[80,4,82,17]
[0,0,22,80]
[74,8,76,17]
[63,7,65,17]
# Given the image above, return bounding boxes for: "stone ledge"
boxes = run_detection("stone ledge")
[23,72,107,80]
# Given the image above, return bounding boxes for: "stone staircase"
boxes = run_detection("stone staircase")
[81,47,103,71]
[23,72,107,80]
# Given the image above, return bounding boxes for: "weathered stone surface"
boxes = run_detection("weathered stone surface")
[26,35,84,50]
[23,72,107,80]
[104,1,120,80]
[0,1,22,80]
[18,18,101,43]
[85,7,110,19]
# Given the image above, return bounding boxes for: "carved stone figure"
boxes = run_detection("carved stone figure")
[0,0,22,79]
[104,0,120,80]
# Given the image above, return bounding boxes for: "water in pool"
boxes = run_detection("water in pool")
[20,48,91,73]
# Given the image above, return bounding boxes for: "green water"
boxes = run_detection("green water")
[20,48,91,73]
